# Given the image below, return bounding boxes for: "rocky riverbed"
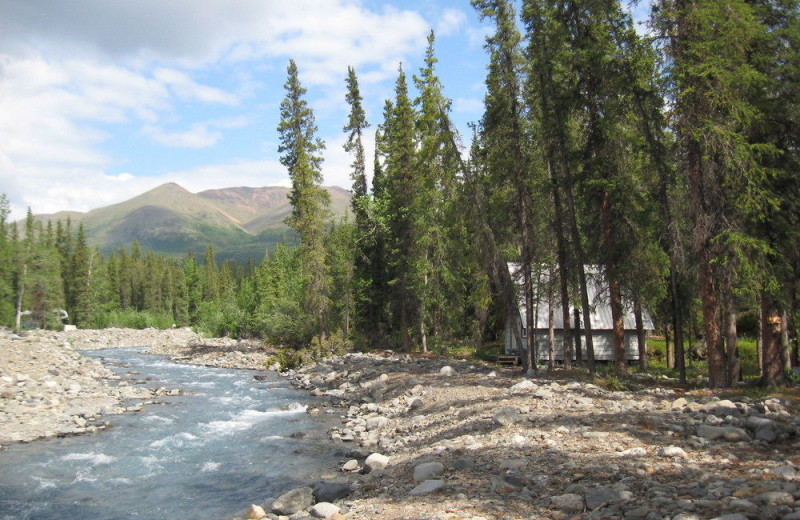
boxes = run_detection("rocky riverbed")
[260,353,800,520]
[3,328,800,520]
[0,327,274,444]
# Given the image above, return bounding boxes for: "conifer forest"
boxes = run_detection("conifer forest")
[1,0,799,389]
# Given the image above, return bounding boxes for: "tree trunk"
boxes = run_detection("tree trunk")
[532,267,543,368]
[699,258,725,387]
[400,293,410,352]
[665,324,674,370]
[14,264,27,330]
[420,271,428,353]
[548,160,573,369]
[670,263,686,383]
[634,295,647,372]
[602,190,626,372]
[524,261,537,370]
[761,294,787,387]
[724,299,740,385]
[782,310,791,373]
[573,307,582,364]
[548,264,556,370]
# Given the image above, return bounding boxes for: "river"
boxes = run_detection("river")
[0,347,341,520]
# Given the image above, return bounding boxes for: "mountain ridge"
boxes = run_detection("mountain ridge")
[32,183,351,263]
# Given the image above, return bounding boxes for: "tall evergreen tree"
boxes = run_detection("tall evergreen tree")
[278,59,331,343]
[656,0,776,387]
[382,65,419,351]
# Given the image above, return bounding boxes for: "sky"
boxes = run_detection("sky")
[0,0,649,221]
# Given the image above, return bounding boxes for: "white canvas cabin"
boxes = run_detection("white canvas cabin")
[504,264,655,362]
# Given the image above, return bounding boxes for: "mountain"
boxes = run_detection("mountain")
[34,183,351,263]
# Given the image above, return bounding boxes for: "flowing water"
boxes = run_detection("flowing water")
[0,347,341,520]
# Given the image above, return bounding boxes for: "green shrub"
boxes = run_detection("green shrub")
[92,309,174,329]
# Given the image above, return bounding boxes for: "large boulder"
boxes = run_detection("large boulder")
[271,486,314,516]
[312,481,352,503]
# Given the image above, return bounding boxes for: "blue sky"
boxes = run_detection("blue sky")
[0,0,648,221]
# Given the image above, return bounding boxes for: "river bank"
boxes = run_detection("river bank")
[3,328,800,519]
[0,327,274,444]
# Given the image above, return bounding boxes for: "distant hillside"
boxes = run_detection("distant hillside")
[33,183,351,263]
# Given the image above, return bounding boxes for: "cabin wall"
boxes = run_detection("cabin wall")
[504,316,642,361]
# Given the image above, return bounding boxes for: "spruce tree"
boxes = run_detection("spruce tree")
[382,65,418,351]
[278,59,331,343]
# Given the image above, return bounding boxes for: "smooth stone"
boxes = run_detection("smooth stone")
[453,457,475,470]
[439,366,456,376]
[770,465,799,481]
[409,479,446,496]
[312,481,352,503]
[499,458,527,470]
[363,453,389,473]
[246,504,266,519]
[726,499,758,513]
[672,397,689,409]
[550,493,584,513]
[490,474,526,494]
[414,461,445,482]
[755,491,795,507]
[310,502,340,519]
[341,459,359,472]
[696,424,750,442]
[618,447,647,457]
[658,445,688,458]
[365,416,388,431]
[585,486,633,510]
[493,407,521,426]
[509,379,536,392]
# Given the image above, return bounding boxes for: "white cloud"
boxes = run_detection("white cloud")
[436,9,467,36]
[0,0,462,220]
[154,68,239,105]
[144,123,222,148]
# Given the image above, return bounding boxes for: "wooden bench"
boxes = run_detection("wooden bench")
[495,355,521,366]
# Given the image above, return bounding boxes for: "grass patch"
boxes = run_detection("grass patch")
[645,337,760,382]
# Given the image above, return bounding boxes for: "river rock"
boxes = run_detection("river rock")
[585,486,633,510]
[509,379,536,392]
[365,416,388,431]
[490,474,526,494]
[363,453,389,473]
[493,407,521,426]
[246,504,266,519]
[271,486,314,516]
[696,424,750,442]
[409,479,446,496]
[755,491,795,507]
[439,366,456,376]
[414,461,445,482]
[310,502,340,519]
[551,493,585,513]
[312,481,352,503]
[341,459,359,472]
[658,446,688,458]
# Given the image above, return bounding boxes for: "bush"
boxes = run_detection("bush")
[92,309,174,329]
